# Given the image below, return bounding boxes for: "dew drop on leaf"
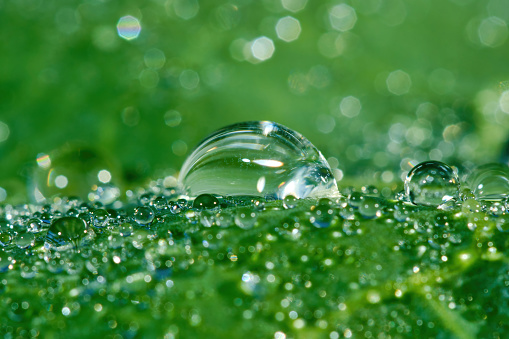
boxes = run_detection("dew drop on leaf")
[404,161,459,206]
[467,163,509,202]
[178,121,339,200]
[46,216,87,251]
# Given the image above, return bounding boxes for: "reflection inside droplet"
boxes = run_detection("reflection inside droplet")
[178,121,339,200]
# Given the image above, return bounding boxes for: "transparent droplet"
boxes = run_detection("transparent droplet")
[0,231,12,247]
[216,210,234,227]
[133,206,155,226]
[358,197,383,219]
[151,196,169,211]
[169,201,182,214]
[404,161,460,206]
[29,145,119,203]
[234,208,257,229]
[467,163,509,202]
[91,209,109,228]
[119,222,134,237]
[46,217,88,251]
[310,205,335,228]
[26,218,45,233]
[193,194,220,211]
[348,192,364,208]
[283,195,298,209]
[199,211,216,227]
[178,121,339,200]
[14,232,35,249]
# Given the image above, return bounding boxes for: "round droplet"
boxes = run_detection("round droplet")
[119,222,134,237]
[193,194,220,211]
[26,218,45,233]
[14,232,35,249]
[358,197,383,219]
[467,163,509,202]
[152,196,169,210]
[133,206,155,226]
[234,208,258,229]
[348,192,364,208]
[178,121,339,200]
[46,217,88,251]
[283,195,298,209]
[404,161,460,206]
[29,145,120,203]
[91,209,109,228]
[310,204,335,228]
[216,210,234,227]
[0,231,12,247]
[199,211,216,227]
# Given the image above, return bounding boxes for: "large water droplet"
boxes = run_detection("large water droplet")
[467,163,509,202]
[404,161,459,206]
[46,216,88,251]
[178,121,339,200]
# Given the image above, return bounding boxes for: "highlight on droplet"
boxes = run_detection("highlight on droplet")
[117,15,142,41]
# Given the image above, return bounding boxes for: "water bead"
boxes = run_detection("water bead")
[358,197,383,219]
[14,232,35,249]
[310,204,335,228]
[193,194,220,211]
[348,192,364,208]
[199,211,216,227]
[404,161,460,206]
[46,217,88,251]
[133,206,155,226]
[467,163,509,202]
[92,209,110,228]
[216,211,234,227]
[234,208,258,229]
[283,195,298,209]
[119,222,134,237]
[178,121,339,200]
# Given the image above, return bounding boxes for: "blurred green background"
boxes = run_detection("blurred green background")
[1,0,509,203]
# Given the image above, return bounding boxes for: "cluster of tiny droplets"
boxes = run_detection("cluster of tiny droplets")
[1,158,509,337]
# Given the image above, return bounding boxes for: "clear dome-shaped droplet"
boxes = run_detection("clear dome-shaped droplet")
[178,121,339,200]
[404,161,460,206]
[45,216,88,251]
[193,194,220,211]
[133,206,155,226]
[467,163,509,202]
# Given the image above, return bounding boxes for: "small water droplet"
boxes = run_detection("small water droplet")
[199,210,216,227]
[358,197,383,219]
[310,204,335,228]
[46,217,88,251]
[133,206,155,226]
[234,208,257,229]
[193,194,220,210]
[14,232,35,249]
[348,192,364,208]
[0,231,12,247]
[178,121,339,200]
[119,222,134,237]
[91,209,109,228]
[467,163,509,202]
[216,210,234,227]
[405,161,460,206]
[283,195,298,209]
